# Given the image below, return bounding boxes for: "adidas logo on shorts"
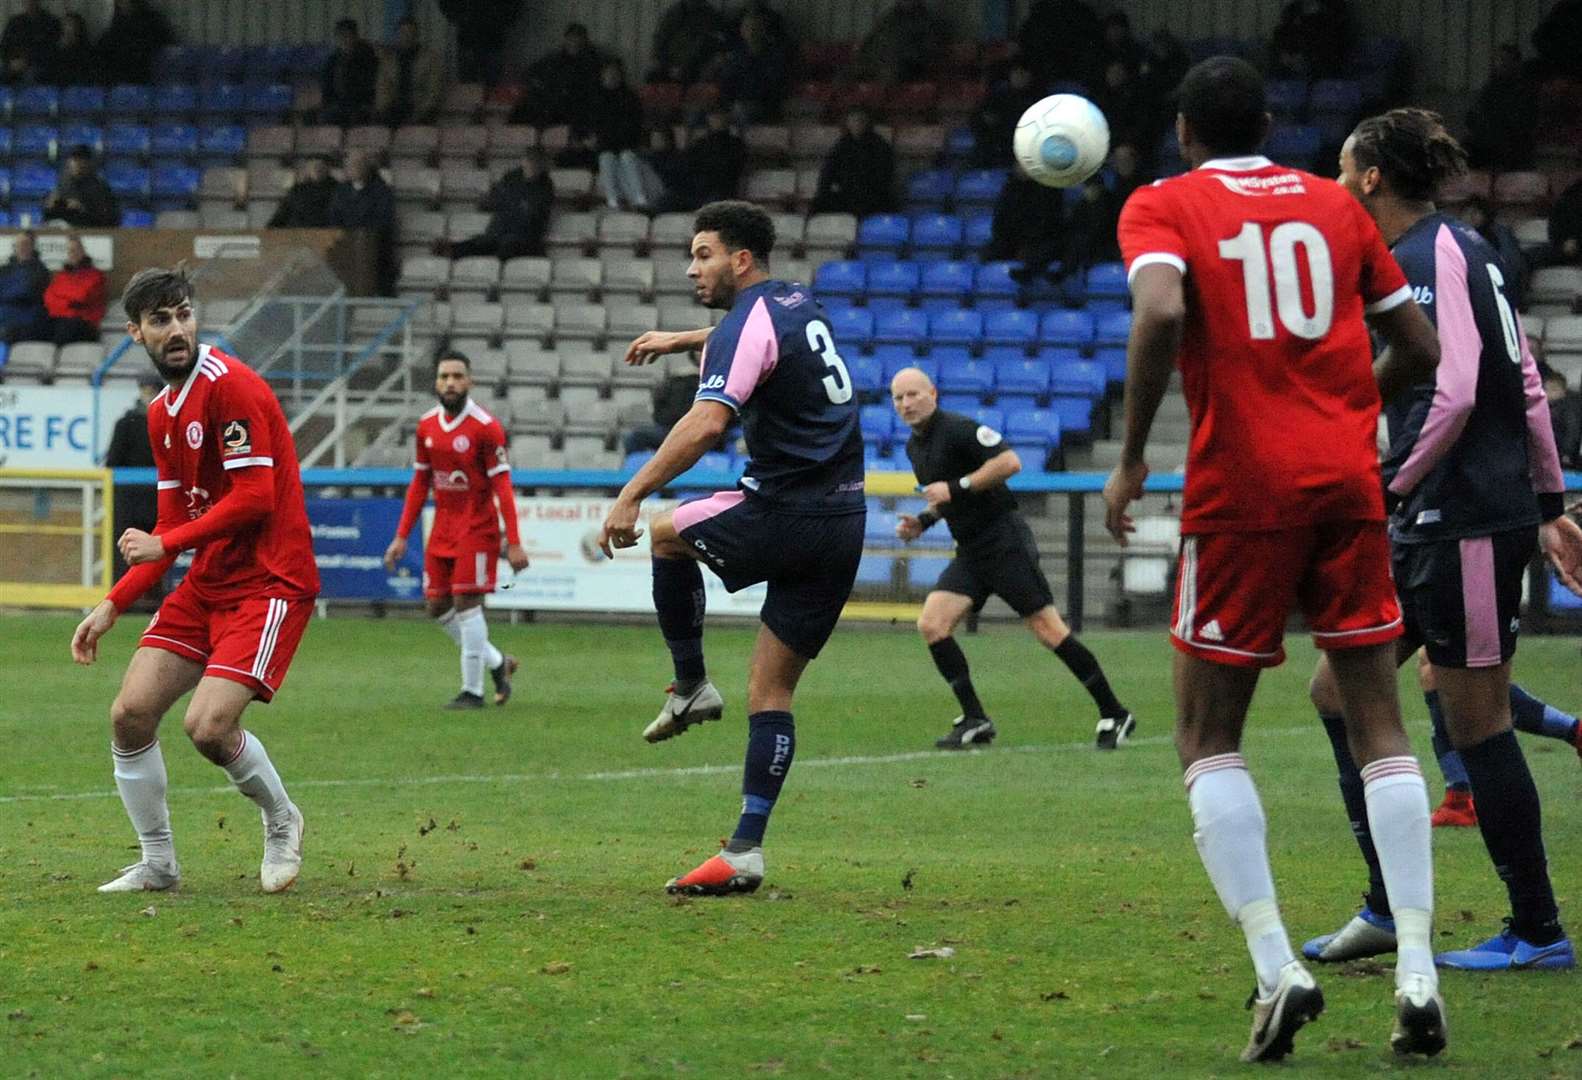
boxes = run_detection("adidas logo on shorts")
[1200,619,1225,642]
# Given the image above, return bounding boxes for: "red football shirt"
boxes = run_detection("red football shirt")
[1117,155,1412,532]
[406,399,516,556]
[144,345,319,603]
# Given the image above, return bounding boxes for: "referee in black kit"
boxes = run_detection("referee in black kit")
[890,367,1135,750]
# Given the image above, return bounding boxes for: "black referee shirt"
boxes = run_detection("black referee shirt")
[903,408,1018,549]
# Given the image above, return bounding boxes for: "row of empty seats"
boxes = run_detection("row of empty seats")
[0,83,293,121]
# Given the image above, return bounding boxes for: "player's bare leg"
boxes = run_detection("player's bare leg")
[1024,605,1134,749]
[98,647,203,893]
[183,677,304,894]
[667,624,807,895]
[917,590,995,749]
[1174,652,1322,1063]
[643,510,724,743]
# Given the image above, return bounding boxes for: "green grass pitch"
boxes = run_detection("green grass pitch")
[2,612,1579,1078]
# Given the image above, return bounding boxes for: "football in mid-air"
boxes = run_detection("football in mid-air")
[1013,93,1111,188]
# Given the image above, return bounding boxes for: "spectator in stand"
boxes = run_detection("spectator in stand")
[982,168,1067,284]
[1541,358,1582,469]
[1137,30,1190,165]
[1100,12,1144,73]
[577,60,650,211]
[104,376,165,607]
[1016,0,1102,91]
[679,108,747,205]
[43,235,106,345]
[268,159,339,228]
[0,0,58,85]
[1096,59,1148,147]
[1548,179,1582,268]
[1061,142,1144,272]
[515,23,604,129]
[43,147,119,228]
[849,0,951,86]
[643,127,690,211]
[438,0,522,87]
[435,150,554,259]
[96,0,175,85]
[715,9,790,124]
[328,150,397,294]
[1532,0,1582,81]
[322,18,379,127]
[649,0,728,86]
[1461,195,1529,308]
[1466,44,1536,171]
[623,360,704,455]
[375,16,443,127]
[1270,0,1354,81]
[811,106,896,218]
[48,13,94,86]
[968,61,1044,169]
[0,231,51,345]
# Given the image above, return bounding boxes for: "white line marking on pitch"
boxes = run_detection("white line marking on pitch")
[0,725,1320,806]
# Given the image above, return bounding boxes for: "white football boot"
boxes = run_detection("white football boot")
[1241,960,1324,1063]
[98,859,180,893]
[1390,973,1447,1057]
[260,803,304,894]
[643,680,725,743]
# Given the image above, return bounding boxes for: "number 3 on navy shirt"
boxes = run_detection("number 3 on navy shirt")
[806,320,852,404]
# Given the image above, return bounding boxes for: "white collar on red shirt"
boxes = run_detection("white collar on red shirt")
[163,343,224,417]
[435,398,493,433]
[1198,155,1274,172]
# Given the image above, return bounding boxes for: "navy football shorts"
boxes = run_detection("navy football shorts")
[1393,526,1535,669]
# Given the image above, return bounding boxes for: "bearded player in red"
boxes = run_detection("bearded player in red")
[1103,58,1447,1061]
[384,349,529,709]
[71,266,318,895]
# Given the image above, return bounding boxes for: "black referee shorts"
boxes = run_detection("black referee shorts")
[933,517,1055,618]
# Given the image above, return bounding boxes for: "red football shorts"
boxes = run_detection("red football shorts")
[1171,521,1403,668]
[140,583,314,701]
[424,547,498,599]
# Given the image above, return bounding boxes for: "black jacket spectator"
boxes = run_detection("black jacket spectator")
[650,0,728,85]
[96,0,175,86]
[105,379,163,603]
[624,368,705,454]
[850,0,950,86]
[1270,0,1353,80]
[1017,0,1102,90]
[678,112,747,205]
[715,10,791,124]
[0,0,59,85]
[1061,144,1144,272]
[1466,45,1536,171]
[44,150,120,228]
[1462,197,1529,308]
[328,152,397,293]
[516,23,604,128]
[812,109,896,218]
[581,65,645,155]
[438,0,522,86]
[442,153,554,260]
[970,64,1043,169]
[268,161,339,229]
[1549,180,1582,267]
[983,173,1067,279]
[1532,0,1582,80]
[48,14,95,87]
[374,17,444,126]
[1096,60,1149,148]
[0,233,51,345]
[322,19,379,127]
[1542,365,1582,468]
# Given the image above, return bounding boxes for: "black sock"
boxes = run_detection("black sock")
[928,638,987,720]
[1458,729,1563,943]
[1053,635,1126,718]
[1319,712,1391,917]
[1426,690,1472,792]
[732,711,795,847]
[652,556,705,688]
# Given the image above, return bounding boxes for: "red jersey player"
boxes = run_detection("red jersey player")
[383,350,528,709]
[70,266,318,896]
[1102,59,1447,1061]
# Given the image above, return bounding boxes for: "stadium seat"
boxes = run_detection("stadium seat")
[104,123,150,157]
[295,125,342,158]
[450,256,501,296]
[1049,359,1105,399]
[983,308,1038,348]
[390,125,439,161]
[601,256,655,299]
[937,391,979,413]
[106,84,152,116]
[445,125,494,163]
[954,168,1007,206]
[828,306,874,349]
[906,555,951,589]
[850,353,885,396]
[1094,310,1132,348]
[962,211,994,249]
[56,341,107,379]
[1266,125,1321,168]
[863,507,899,542]
[498,256,552,298]
[936,356,995,395]
[151,84,198,115]
[1493,171,1550,212]
[1039,310,1096,349]
[1004,407,1060,447]
[813,260,866,300]
[872,307,928,349]
[866,260,919,301]
[855,556,896,588]
[894,124,946,162]
[744,168,797,205]
[397,255,448,295]
[5,342,57,380]
[15,85,58,117]
[993,357,1051,401]
[14,125,57,159]
[61,85,105,117]
[972,261,1020,301]
[910,212,963,254]
[597,211,649,250]
[154,209,198,229]
[549,256,603,297]
[545,210,598,252]
[918,259,974,303]
[106,161,150,200]
[151,162,200,201]
[151,123,198,157]
[199,82,246,116]
[1085,262,1128,304]
[198,206,248,229]
[905,170,955,208]
[60,124,101,155]
[929,308,983,348]
[970,405,1006,433]
[1530,267,1582,307]
[1310,79,1363,117]
[245,83,294,117]
[1050,396,1094,440]
[118,208,153,227]
[859,404,896,442]
[1546,315,1582,356]
[858,213,910,254]
[805,212,858,259]
[1265,79,1308,121]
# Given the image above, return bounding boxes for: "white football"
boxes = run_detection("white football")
[1012,93,1111,188]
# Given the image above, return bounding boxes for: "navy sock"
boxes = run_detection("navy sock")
[1458,728,1563,943]
[652,556,705,687]
[732,711,795,847]
[928,638,987,720]
[1319,712,1391,917]
[1426,690,1471,792]
[1053,635,1126,719]
[1509,683,1580,744]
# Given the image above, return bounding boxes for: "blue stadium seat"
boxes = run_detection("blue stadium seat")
[1009,442,1051,472]
[955,168,1007,206]
[152,84,198,115]
[198,124,247,160]
[0,130,14,158]
[910,212,963,253]
[10,162,56,201]
[945,125,975,159]
[1265,79,1308,120]
[971,405,1006,432]
[866,260,919,301]
[105,123,151,156]
[1266,125,1321,168]
[850,353,884,396]
[936,356,994,395]
[150,123,198,157]
[813,259,866,299]
[938,392,979,412]
[993,357,1051,401]
[259,45,298,80]
[907,555,952,588]
[119,207,154,228]
[151,161,199,199]
[972,261,1020,301]
[107,84,152,115]
[0,87,14,117]
[863,295,910,316]
[828,306,874,349]
[1049,396,1093,439]
[1039,309,1096,349]
[929,308,983,348]
[1049,359,1105,399]
[856,556,895,588]
[623,451,656,471]
[1094,310,1132,347]
[0,209,15,227]
[872,307,928,348]
[983,308,1038,348]
[859,403,895,443]
[918,259,973,301]
[1310,79,1362,116]
[1094,346,1127,386]
[209,46,249,81]
[962,211,994,249]
[1004,407,1060,447]
[292,44,334,76]
[1085,262,1128,303]
[14,125,57,159]
[9,202,44,226]
[905,169,955,207]
[858,213,910,253]
[864,509,899,542]
[15,85,58,117]
[60,85,105,117]
[60,124,102,155]
[245,83,294,116]
[106,161,151,199]
[200,83,247,116]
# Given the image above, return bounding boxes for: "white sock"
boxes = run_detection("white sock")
[437,608,462,648]
[441,608,502,679]
[1362,756,1437,988]
[1186,753,1295,996]
[456,606,489,696]
[112,739,175,867]
[221,730,291,824]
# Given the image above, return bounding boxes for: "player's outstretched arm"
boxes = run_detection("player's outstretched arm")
[70,599,118,665]
[1369,300,1439,404]
[623,327,711,366]
[1105,263,1182,544]
[598,400,732,557]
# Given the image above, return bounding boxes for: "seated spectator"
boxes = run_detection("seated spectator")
[1096,59,1149,148]
[1100,12,1144,73]
[643,127,690,211]
[1466,44,1536,170]
[584,60,651,211]
[438,0,523,87]
[268,159,339,228]
[1062,142,1144,272]
[328,150,397,294]
[678,109,747,206]
[0,231,51,345]
[1549,179,1582,267]
[0,0,59,86]
[1016,0,1102,90]
[811,107,896,218]
[322,18,379,127]
[1542,358,1582,468]
[649,0,728,85]
[1532,0,1582,81]
[849,0,951,86]
[714,9,791,124]
[1270,0,1354,81]
[375,16,443,127]
[623,360,703,454]
[96,0,174,85]
[48,13,94,86]
[436,150,554,259]
[982,168,1067,283]
[43,235,106,345]
[515,23,604,129]
[968,61,1044,169]
[1462,195,1528,308]
[43,147,120,228]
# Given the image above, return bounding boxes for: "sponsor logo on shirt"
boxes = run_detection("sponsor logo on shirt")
[183,485,210,519]
[436,469,471,491]
[1415,509,1442,526]
[774,290,808,307]
[1411,285,1435,306]
[222,418,251,455]
[701,374,726,391]
[1208,172,1306,197]
[185,421,203,449]
[453,434,471,453]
